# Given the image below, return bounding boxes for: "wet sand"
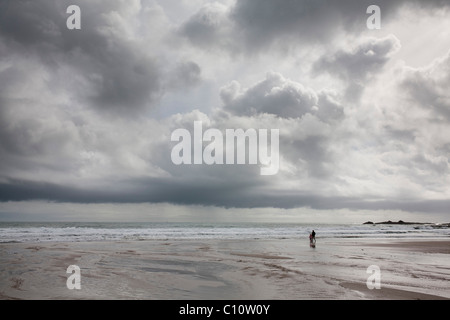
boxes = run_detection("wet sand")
[0,238,449,300]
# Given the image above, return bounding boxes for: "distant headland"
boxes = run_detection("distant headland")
[363,220,427,225]
[363,220,450,227]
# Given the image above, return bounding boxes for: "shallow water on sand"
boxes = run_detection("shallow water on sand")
[0,238,449,300]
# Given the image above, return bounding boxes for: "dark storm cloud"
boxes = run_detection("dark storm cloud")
[1,178,449,214]
[0,0,201,117]
[0,0,205,181]
[0,176,261,205]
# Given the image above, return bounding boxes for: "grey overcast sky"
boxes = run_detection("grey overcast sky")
[0,0,449,223]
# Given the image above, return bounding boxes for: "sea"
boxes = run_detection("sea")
[0,221,449,243]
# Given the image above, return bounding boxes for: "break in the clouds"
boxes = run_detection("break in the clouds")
[0,0,450,222]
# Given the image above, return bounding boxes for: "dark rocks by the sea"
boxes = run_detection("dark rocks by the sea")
[363,220,450,228]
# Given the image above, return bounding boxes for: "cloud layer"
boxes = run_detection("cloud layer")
[1,0,449,221]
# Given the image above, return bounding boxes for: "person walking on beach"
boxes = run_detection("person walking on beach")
[309,230,316,245]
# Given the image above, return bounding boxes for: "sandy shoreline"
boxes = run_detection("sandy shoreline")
[0,238,449,300]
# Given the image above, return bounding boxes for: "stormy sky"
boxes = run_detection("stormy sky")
[0,0,449,222]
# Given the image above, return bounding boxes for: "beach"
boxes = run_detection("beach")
[1,237,449,300]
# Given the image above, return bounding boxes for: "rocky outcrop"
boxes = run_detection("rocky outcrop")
[363,220,431,225]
